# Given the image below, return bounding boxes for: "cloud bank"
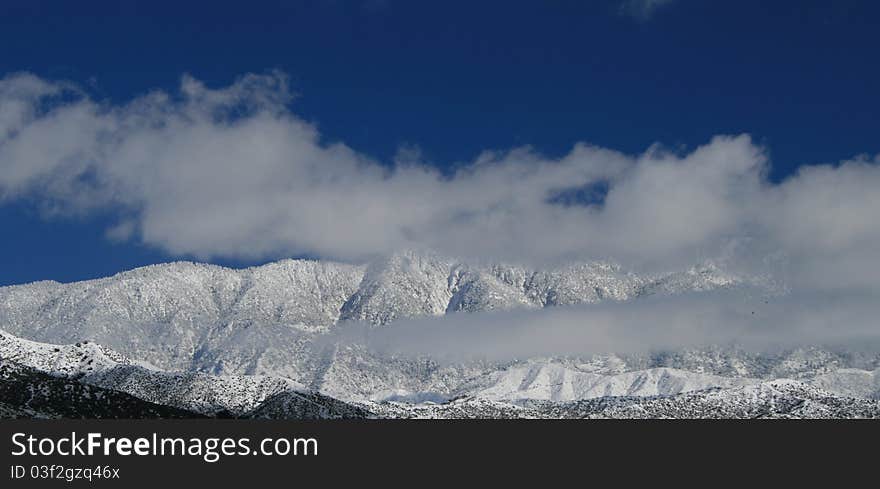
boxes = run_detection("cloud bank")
[1,72,879,296]
[324,287,880,362]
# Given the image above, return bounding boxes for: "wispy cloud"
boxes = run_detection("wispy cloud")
[619,0,677,21]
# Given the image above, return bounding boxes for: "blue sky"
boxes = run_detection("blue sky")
[0,0,878,285]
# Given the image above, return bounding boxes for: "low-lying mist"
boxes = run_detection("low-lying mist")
[324,287,880,363]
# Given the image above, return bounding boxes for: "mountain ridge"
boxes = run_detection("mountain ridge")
[0,251,743,378]
[5,251,878,418]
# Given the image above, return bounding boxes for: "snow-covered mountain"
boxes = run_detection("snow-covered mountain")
[1,251,878,418]
[0,259,364,373]
[0,251,736,339]
[0,251,755,396]
[0,251,741,377]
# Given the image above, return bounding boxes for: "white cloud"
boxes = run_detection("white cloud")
[0,71,878,298]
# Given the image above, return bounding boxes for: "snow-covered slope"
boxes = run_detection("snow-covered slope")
[1,329,303,416]
[548,380,880,419]
[372,397,540,419]
[810,368,880,400]
[340,251,455,324]
[0,330,128,376]
[462,361,758,402]
[83,366,301,416]
[4,331,880,419]
[0,361,201,419]
[0,251,742,378]
[370,381,880,419]
[247,391,372,419]
[0,259,363,371]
